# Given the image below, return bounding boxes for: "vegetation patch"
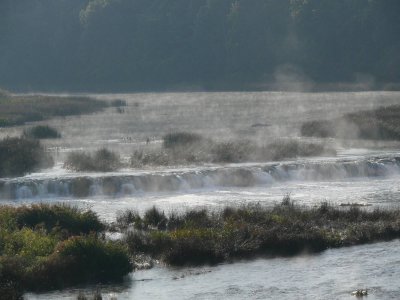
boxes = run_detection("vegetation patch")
[64,148,121,172]
[0,204,131,297]
[163,132,204,149]
[122,200,400,266]
[0,137,53,178]
[131,132,334,167]
[0,93,107,127]
[23,125,61,139]
[301,105,400,140]
[110,99,127,107]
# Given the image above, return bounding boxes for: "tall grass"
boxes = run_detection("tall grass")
[64,149,121,172]
[123,200,400,265]
[131,132,334,167]
[301,105,400,140]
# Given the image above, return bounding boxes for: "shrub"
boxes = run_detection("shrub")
[211,141,251,163]
[0,137,54,177]
[301,105,400,140]
[116,210,142,229]
[13,204,104,235]
[51,236,132,284]
[23,125,61,139]
[94,149,121,172]
[301,120,336,138]
[143,206,167,230]
[163,132,203,149]
[110,99,127,107]
[64,149,121,172]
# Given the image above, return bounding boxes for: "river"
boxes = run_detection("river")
[2,91,400,299]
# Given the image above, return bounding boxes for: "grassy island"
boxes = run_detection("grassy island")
[0,91,107,127]
[121,200,400,266]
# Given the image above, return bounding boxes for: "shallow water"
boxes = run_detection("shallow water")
[2,91,400,299]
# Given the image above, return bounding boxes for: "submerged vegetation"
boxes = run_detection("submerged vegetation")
[0,93,107,127]
[0,204,131,298]
[130,132,334,167]
[0,137,53,178]
[121,200,400,266]
[64,148,121,172]
[301,105,400,140]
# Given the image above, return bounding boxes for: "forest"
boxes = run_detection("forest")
[1,0,399,91]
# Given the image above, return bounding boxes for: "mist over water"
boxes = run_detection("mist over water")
[4,91,400,299]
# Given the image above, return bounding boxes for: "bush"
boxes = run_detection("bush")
[301,120,336,138]
[51,236,132,284]
[131,133,334,167]
[64,148,121,172]
[143,206,167,230]
[211,141,251,163]
[300,105,400,140]
[110,99,127,107]
[0,205,130,293]
[23,125,61,139]
[163,132,203,149]
[13,204,104,235]
[0,137,54,177]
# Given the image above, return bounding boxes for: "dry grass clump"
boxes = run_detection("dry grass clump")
[131,132,334,167]
[65,148,121,172]
[301,105,400,140]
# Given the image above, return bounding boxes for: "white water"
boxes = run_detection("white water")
[3,91,400,299]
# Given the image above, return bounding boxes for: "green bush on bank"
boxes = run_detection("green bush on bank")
[0,205,132,296]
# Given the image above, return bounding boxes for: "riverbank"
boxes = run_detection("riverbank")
[0,90,107,127]
[2,201,400,297]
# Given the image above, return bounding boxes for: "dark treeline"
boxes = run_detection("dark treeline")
[1,0,399,91]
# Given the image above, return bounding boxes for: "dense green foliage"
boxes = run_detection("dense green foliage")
[123,201,400,266]
[0,0,399,91]
[0,137,53,177]
[0,205,131,297]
